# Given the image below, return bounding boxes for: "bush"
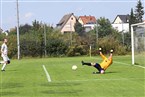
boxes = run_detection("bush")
[66,45,87,56]
[20,39,41,57]
[98,36,127,55]
[46,38,67,56]
[7,35,17,58]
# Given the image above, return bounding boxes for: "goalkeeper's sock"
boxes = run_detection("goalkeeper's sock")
[82,61,91,66]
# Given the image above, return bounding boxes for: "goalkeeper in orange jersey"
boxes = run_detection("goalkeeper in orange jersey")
[81,48,113,74]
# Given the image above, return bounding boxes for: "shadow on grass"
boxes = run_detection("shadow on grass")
[105,71,118,74]
[0,91,19,96]
[0,83,24,89]
[40,82,82,95]
[92,71,118,74]
[41,90,82,95]
[7,70,18,72]
[40,82,81,87]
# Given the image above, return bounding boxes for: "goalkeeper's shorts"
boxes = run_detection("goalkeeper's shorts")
[94,63,104,72]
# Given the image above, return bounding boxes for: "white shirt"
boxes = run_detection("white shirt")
[1,43,8,57]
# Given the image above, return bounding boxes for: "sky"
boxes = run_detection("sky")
[0,0,145,31]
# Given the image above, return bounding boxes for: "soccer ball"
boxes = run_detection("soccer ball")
[72,65,77,70]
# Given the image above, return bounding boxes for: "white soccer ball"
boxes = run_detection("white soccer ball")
[72,65,77,70]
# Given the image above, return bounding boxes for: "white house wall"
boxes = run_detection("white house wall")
[78,18,84,25]
[113,16,122,24]
[61,15,76,34]
[84,24,95,32]
[112,23,129,33]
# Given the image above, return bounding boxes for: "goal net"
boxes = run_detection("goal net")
[131,22,145,66]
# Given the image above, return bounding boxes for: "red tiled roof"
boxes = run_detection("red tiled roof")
[79,15,96,24]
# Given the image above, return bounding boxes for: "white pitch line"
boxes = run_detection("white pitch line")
[134,65,145,69]
[113,61,145,69]
[42,65,51,82]
[91,57,145,69]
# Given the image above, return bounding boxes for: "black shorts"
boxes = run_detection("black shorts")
[93,63,103,72]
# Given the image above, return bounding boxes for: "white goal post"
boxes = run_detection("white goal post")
[131,22,145,65]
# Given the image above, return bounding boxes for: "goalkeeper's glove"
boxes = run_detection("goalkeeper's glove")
[110,49,113,53]
[99,48,102,52]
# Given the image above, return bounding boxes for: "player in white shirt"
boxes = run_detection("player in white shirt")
[0,38,10,71]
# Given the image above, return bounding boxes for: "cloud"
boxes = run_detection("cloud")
[77,7,83,12]
[74,7,84,15]
[75,7,83,12]
[24,12,34,19]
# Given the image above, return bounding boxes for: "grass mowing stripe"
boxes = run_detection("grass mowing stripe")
[52,77,145,83]
[42,65,51,82]
[0,57,144,97]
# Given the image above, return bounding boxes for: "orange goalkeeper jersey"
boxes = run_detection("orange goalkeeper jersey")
[100,53,113,70]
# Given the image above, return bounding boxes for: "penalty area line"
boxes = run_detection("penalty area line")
[42,65,52,82]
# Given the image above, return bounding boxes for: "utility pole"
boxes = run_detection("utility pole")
[16,0,20,60]
[122,21,124,45]
[96,20,98,48]
[44,23,47,57]
[70,17,73,46]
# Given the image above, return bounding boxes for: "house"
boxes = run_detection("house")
[78,15,97,32]
[56,13,77,34]
[112,15,129,33]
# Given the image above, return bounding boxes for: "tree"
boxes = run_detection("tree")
[129,8,137,32]
[19,24,32,35]
[97,17,113,38]
[134,0,144,23]
[74,20,84,36]
[32,20,41,31]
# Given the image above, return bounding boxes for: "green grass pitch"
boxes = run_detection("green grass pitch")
[0,55,144,97]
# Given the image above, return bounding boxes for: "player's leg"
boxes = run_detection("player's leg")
[93,63,102,71]
[1,56,8,71]
[82,61,98,66]
[1,63,7,71]
[0,61,5,64]
[81,61,92,66]
[82,61,104,73]
[93,63,104,74]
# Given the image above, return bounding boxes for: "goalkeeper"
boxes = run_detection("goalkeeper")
[82,48,113,74]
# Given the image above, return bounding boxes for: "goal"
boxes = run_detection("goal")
[131,22,145,66]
